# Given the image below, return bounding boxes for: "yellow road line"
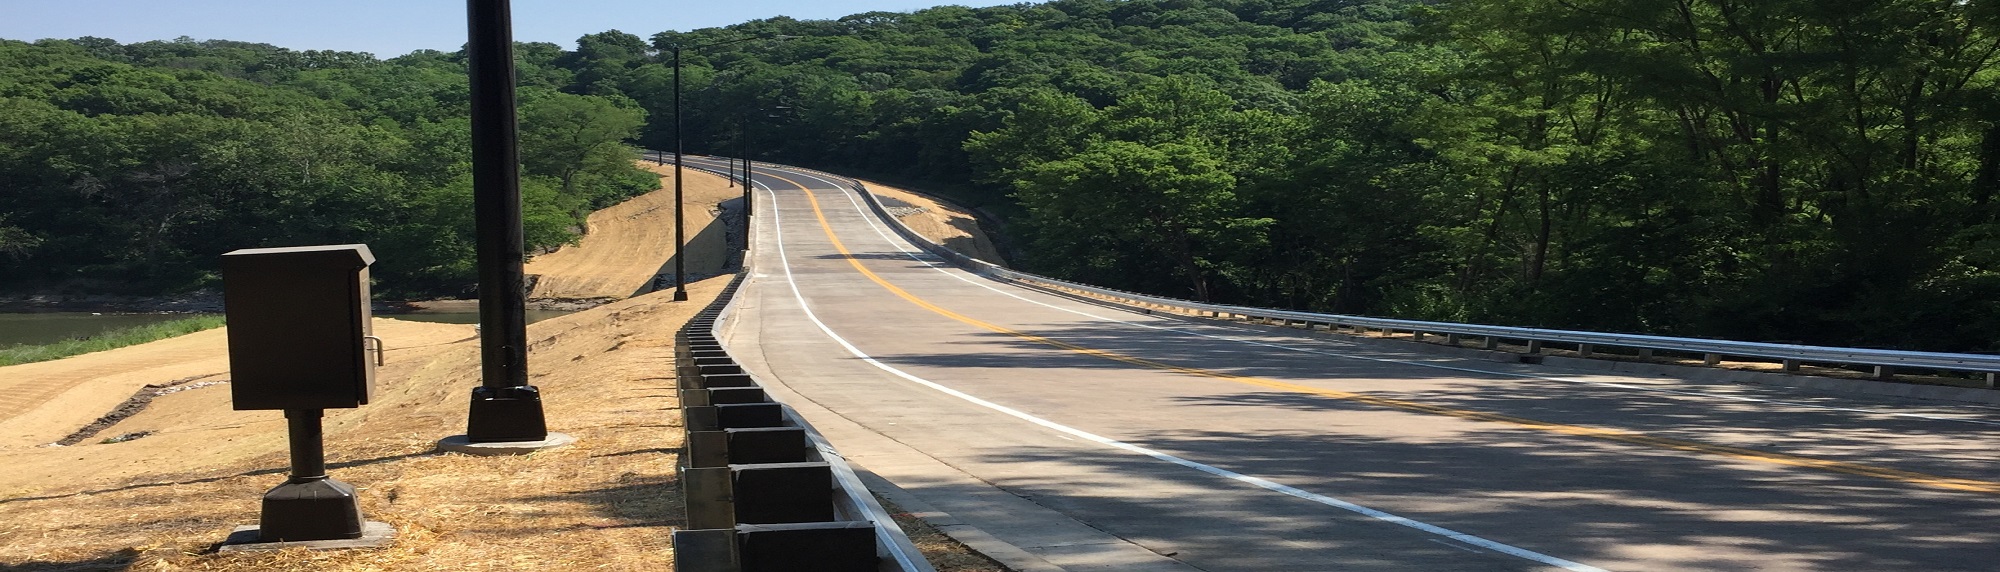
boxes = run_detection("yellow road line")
[764,172,2000,496]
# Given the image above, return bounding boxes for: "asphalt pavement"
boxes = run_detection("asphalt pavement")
[697,157,2000,572]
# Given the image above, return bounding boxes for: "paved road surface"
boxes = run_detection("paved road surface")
[694,158,2000,572]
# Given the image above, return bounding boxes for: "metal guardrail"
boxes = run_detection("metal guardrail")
[834,174,2000,388]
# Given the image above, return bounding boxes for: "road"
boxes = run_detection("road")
[694,157,2000,572]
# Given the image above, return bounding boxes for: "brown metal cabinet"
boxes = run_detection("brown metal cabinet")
[222,244,378,410]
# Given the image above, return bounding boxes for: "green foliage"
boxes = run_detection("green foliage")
[638,0,1999,350]
[5,0,1997,351]
[0,314,225,366]
[0,37,658,298]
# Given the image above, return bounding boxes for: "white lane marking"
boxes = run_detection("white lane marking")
[769,168,2000,429]
[757,181,1612,572]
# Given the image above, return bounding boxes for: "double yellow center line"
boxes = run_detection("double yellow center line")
[763,172,2000,496]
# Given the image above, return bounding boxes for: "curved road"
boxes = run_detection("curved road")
[693,157,2000,572]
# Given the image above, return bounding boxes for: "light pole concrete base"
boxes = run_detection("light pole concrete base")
[219,521,395,552]
[436,432,576,456]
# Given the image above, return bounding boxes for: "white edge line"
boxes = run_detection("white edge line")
[758,180,1612,572]
[752,177,928,572]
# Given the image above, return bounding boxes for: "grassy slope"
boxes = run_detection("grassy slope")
[0,315,226,366]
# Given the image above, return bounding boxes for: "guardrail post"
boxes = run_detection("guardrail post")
[1446,333,1461,345]
[1782,359,1801,372]
[1703,353,1721,366]
[1637,348,1654,359]
[682,388,713,407]
[1483,337,1500,350]
[684,466,736,529]
[1412,331,1425,341]
[1577,343,1593,357]
[1525,340,1543,354]
[671,529,741,572]
[1987,373,1997,388]
[687,431,729,468]
[685,406,719,432]
[1873,365,1895,380]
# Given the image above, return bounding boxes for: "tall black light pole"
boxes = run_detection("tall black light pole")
[671,43,689,301]
[667,35,791,302]
[456,0,561,449]
[740,122,751,218]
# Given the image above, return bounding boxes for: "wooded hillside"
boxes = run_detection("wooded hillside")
[0,37,656,296]
[4,0,1997,351]
[647,0,2000,351]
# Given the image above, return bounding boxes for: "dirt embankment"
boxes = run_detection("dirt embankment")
[0,165,1010,572]
[523,163,741,301]
[0,277,736,570]
[859,180,1007,266]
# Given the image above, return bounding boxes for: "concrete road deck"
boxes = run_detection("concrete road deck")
[697,158,2000,572]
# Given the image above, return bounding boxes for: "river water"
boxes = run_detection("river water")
[0,312,205,347]
[0,309,576,347]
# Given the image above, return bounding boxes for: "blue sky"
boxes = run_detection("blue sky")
[0,0,1024,57]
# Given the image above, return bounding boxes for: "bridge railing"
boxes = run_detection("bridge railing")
[838,176,2000,388]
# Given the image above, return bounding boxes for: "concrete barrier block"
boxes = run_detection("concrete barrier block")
[715,403,785,428]
[727,427,810,464]
[700,374,759,389]
[699,363,745,376]
[708,387,768,404]
[737,521,876,572]
[731,462,834,524]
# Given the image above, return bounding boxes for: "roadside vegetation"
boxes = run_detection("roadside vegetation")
[0,38,656,297]
[3,0,1998,351]
[0,314,224,366]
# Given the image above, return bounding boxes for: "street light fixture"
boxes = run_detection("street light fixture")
[665,34,794,302]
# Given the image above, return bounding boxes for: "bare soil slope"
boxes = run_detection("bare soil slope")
[0,278,733,571]
[0,321,475,451]
[860,180,1006,265]
[523,163,740,300]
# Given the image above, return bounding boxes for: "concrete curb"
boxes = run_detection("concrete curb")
[852,465,1068,572]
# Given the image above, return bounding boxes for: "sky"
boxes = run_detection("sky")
[0,0,1024,57]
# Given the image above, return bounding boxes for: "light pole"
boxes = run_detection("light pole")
[667,34,791,302]
[739,105,788,221]
[450,0,568,452]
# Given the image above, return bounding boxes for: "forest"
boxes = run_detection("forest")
[3,0,1998,351]
[0,36,657,296]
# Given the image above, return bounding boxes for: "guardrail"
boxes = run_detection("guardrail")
[837,176,2000,389]
[669,274,934,570]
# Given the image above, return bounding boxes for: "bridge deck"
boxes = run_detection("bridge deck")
[711,158,2000,572]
